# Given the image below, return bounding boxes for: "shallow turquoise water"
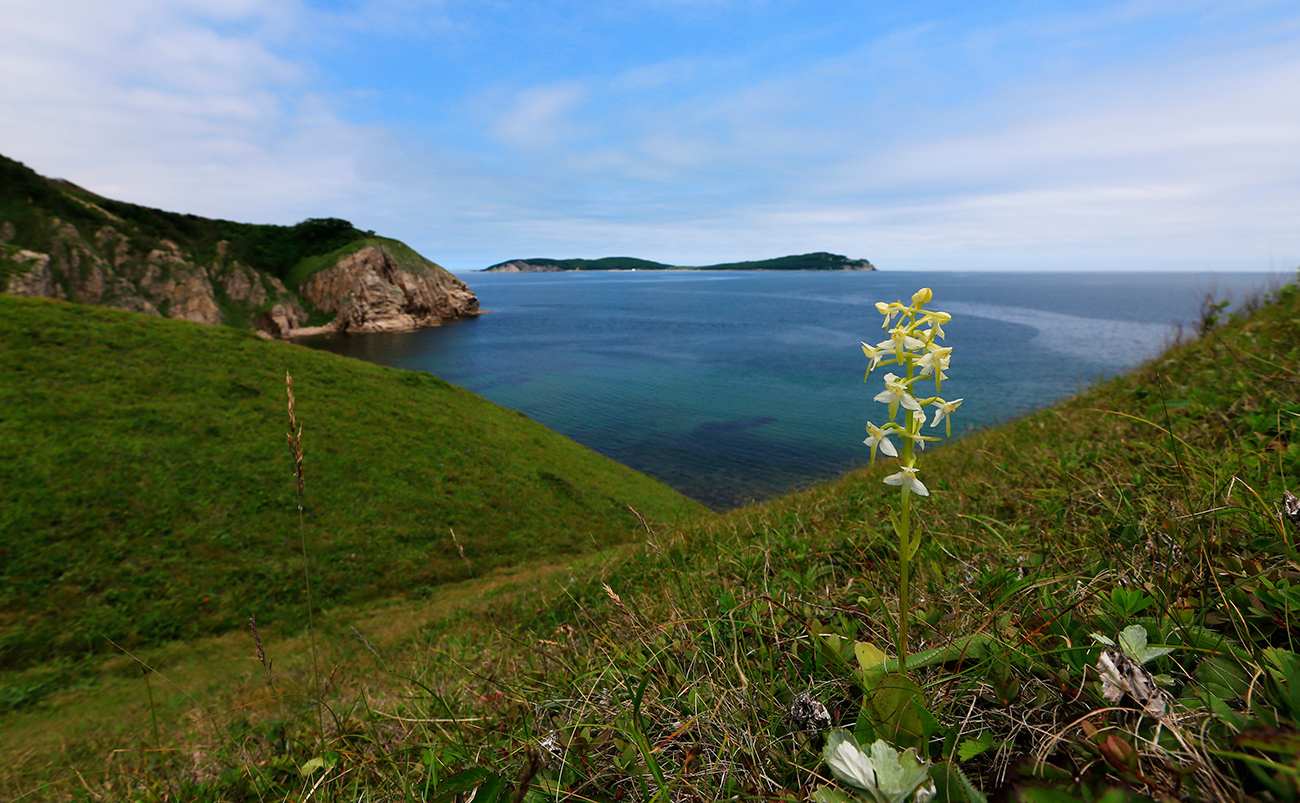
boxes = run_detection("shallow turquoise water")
[298,270,1286,508]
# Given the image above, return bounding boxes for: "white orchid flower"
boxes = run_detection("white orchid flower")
[915,346,951,384]
[922,310,950,339]
[875,300,908,327]
[873,373,921,419]
[864,421,898,464]
[883,465,928,497]
[929,397,963,437]
[821,731,935,803]
[910,287,933,306]
[861,341,887,372]
[880,326,925,360]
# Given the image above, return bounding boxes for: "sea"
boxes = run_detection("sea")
[297,270,1288,509]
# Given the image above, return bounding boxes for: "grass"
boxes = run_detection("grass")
[3,278,1300,801]
[0,295,703,672]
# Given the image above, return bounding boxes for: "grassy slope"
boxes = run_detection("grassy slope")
[379,281,1300,801]
[5,282,1300,801]
[0,295,704,669]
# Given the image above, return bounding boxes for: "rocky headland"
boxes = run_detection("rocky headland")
[0,155,478,338]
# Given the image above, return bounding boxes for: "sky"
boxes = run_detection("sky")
[1,0,1298,272]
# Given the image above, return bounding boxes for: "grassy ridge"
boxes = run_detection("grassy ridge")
[0,295,704,668]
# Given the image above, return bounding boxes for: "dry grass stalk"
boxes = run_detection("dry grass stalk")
[450,527,473,577]
[250,613,275,688]
[286,371,305,511]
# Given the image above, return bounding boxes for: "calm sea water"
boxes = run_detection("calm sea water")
[298,270,1286,509]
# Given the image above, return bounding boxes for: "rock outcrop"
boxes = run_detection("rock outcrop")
[485,260,565,273]
[2,219,308,333]
[0,153,477,339]
[294,244,479,336]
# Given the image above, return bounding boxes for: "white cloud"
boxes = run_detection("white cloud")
[0,0,366,222]
[490,82,589,151]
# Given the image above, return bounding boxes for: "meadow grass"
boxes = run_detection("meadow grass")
[0,295,702,673]
[3,279,1299,801]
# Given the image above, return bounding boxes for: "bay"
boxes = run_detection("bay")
[297,270,1287,509]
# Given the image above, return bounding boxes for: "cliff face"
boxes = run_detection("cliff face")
[1,220,308,332]
[0,154,477,338]
[291,243,479,337]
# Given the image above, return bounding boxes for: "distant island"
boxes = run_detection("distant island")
[483,252,875,272]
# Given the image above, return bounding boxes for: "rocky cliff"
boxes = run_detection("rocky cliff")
[289,242,479,337]
[0,154,477,338]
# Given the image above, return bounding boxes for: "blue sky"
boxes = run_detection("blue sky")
[2,1,1298,271]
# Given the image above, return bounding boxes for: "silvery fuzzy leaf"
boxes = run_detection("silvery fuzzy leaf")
[824,731,877,793]
[867,739,932,803]
[822,732,935,803]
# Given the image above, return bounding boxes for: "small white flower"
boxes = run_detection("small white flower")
[922,310,950,339]
[875,301,907,327]
[915,345,951,382]
[880,326,925,360]
[861,341,886,372]
[929,398,963,435]
[911,287,933,306]
[864,422,898,463]
[874,373,922,418]
[883,465,929,496]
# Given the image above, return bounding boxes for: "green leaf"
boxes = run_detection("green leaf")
[811,786,859,803]
[431,769,492,803]
[855,641,888,690]
[957,733,996,762]
[1196,655,1251,699]
[869,674,925,750]
[1117,624,1174,665]
[470,773,509,803]
[298,756,326,777]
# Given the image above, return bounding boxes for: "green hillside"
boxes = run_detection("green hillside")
[0,295,704,668]
[484,251,873,271]
[0,153,370,286]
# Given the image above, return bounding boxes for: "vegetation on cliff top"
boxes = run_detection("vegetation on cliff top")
[0,153,371,287]
[0,295,702,670]
[3,279,1299,802]
[485,251,874,272]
